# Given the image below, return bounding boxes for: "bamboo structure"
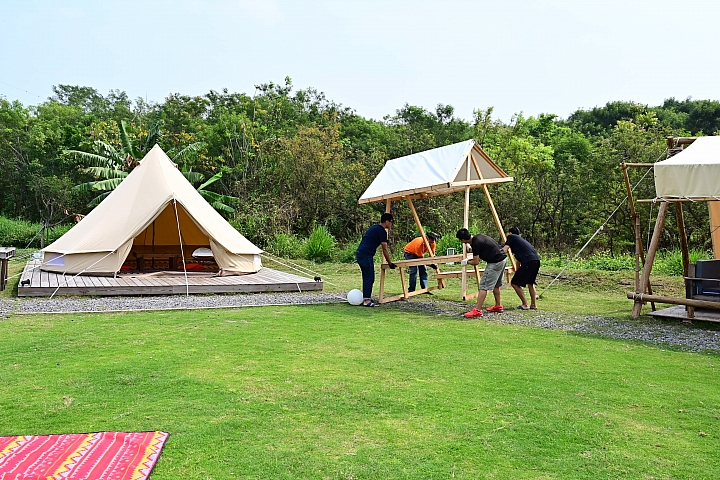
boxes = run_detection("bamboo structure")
[626,136,720,319]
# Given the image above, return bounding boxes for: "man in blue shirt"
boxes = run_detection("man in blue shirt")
[355,213,396,306]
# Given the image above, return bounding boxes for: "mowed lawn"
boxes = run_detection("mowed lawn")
[1,304,719,479]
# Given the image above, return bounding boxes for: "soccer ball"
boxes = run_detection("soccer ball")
[347,289,364,306]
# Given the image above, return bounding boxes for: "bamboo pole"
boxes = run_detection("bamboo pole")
[622,163,655,309]
[632,201,668,317]
[676,202,690,277]
[626,292,720,311]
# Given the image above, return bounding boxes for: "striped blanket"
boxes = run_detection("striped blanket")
[0,431,168,479]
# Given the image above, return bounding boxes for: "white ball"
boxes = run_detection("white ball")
[347,289,364,306]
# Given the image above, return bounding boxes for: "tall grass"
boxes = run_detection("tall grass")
[304,225,336,262]
[266,233,305,259]
[0,217,72,248]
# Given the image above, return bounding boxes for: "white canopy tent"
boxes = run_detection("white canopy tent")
[42,145,262,275]
[358,139,514,303]
[359,139,512,204]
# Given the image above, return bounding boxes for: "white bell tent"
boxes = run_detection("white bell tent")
[42,145,262,276]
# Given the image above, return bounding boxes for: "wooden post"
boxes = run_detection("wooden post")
[0,247,15,291]
[676,202,690,277]
[461,156,471,299]
[405,198,443,292]
[634,214,642,295]
[623,163,655,309]
[632,201,668,318]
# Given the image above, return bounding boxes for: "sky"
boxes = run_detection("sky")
[1,0,719,123]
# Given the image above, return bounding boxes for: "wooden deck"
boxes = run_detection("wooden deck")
[648,305,720,323]
[18,260,323,297]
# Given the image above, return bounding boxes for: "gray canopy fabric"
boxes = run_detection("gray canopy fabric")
[654,136,720,198]
[42,145,262,275]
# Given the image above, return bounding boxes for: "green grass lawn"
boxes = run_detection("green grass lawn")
[2,304,719,479]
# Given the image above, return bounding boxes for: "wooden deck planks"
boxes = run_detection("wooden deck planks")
[17,262,323,297]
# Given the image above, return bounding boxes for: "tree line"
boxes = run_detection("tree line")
[1,77,719,255]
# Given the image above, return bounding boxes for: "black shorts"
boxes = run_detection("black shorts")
[511,260,540,287]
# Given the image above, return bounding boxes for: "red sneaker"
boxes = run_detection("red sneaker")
[486,305,504,313]
[463,308,483,318]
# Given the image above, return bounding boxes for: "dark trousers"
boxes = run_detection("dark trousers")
[404,252,427,292]
[356,253,375,300]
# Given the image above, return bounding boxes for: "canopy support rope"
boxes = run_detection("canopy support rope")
[50,250,117,299]
[539,163,655,298]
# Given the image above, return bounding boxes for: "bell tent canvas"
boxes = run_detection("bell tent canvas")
[42,145,262,275]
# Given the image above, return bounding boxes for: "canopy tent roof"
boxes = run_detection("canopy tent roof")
[43,145,261,275]
[358,139,512,204]
[654,136,720,199]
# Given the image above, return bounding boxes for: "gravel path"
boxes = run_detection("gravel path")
[2,293,719,353]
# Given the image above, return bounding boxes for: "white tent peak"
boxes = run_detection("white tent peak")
[358,139,511,204]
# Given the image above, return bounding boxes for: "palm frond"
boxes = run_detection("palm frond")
[144,120,163,151]
[92,141,124,166]
[73,181,99,192]
[172,142,206,165]
[200,190,239,207]
[182,171,205,184]
[211,201,236,213]
[87,191,112,207]
[198,171,223,191]
[119,120,139,160]
[83,167,128,179]
[91,178,125,191]
[64,150,115,168]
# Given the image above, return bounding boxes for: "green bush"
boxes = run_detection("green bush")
[304,225,336,263]
[654,249,712,276]
[583,252,635,271]
[335,239,360,263]
[267,233,305,259]
[435,234,462,257]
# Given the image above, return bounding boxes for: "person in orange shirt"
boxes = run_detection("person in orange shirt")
[403,233,438,292]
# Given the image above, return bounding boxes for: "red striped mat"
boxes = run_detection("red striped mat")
[0,431,168,480]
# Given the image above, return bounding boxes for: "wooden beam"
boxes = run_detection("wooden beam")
[622,163,656,168]
[632,201,668,317]
[357,177,514,204]
[627,291,720,311]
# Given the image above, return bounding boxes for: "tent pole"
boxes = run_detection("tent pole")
[632,201,668,318]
